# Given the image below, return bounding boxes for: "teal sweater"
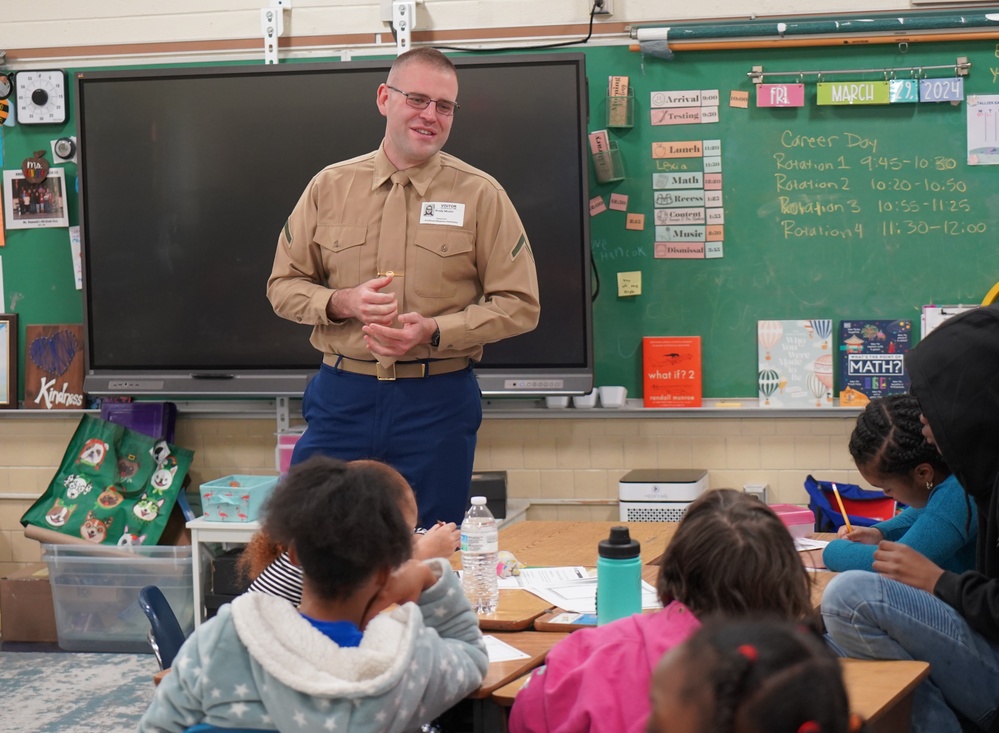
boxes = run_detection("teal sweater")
[822,474,977,573]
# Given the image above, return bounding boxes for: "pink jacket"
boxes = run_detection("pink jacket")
[508,602,701,733]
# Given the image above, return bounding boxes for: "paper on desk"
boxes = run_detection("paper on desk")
[497,566,591,589]
[521,577,660,615]
[795,537,829,552]
[483,634,532,662]
[456,566,590,589]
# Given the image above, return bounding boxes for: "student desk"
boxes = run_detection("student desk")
[466,630,568,733]
[471,631,570,699]
[462,521,833,631]
[450,521,676,631]
[483,520,676,566]
[489,659,930,733]
[842,659,930,733]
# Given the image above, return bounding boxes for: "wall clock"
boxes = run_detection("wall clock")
[15,69,67,125]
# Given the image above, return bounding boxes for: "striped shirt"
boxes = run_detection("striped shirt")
[246,552,303,605]
[246,528,429,605]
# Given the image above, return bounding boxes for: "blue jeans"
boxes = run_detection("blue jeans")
[821,571,999,732]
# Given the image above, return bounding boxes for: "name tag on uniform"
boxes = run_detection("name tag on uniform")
[419,202,465,227]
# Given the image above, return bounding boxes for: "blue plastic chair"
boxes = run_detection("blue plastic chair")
[138,585,187,670]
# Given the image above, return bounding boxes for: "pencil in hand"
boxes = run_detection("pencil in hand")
[831,483,853,533]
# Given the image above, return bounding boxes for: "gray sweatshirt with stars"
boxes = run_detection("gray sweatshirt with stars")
[137,558,487,733]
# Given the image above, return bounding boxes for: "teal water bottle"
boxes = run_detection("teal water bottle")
[596,526,642,625]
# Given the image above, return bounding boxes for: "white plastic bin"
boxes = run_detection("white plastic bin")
[42,543,193,653]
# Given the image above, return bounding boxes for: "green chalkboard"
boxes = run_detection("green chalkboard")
[4,41,999,404]
[583,41,999,398]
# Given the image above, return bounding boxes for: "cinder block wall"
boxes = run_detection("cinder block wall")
[0,412,863,577]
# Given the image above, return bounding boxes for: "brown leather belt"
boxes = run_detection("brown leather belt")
[326,356,470,381]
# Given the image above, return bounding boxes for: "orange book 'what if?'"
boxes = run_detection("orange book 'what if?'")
[643,337,702,408]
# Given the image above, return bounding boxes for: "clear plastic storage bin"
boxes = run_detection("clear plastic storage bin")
[43,543,193,653]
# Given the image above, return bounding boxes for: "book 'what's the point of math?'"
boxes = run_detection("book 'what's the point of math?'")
[757,320,834,408]
[643,337,702,408]
[837,319,912,407]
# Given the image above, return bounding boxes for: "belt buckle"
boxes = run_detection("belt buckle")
[376,363,397,381]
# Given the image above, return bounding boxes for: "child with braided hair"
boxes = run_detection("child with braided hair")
[822,393,977,573]
[647,616,868,733]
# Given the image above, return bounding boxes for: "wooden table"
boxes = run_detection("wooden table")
[452,521,677,631]
[486,520,677,567]
[471,631,569,699]
[840,659,930,733]
[468,631,568,732]
[490,658,930,733]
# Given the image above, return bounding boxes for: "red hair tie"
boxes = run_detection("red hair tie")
[797,722,822,733]
[736,644,758,662]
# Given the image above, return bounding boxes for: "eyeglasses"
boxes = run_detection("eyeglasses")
[386,85,460,117]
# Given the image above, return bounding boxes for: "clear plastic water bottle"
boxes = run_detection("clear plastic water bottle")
[460,496,499,614]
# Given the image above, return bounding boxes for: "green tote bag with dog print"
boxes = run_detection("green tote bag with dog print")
[21,415,194,546]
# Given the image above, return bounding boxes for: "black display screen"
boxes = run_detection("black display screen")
[76,54,592,396]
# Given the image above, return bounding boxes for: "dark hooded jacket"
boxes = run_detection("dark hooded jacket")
[905,303,999,643]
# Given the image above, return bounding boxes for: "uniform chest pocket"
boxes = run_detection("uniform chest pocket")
[413,227,475,298]
[316,224,368,289]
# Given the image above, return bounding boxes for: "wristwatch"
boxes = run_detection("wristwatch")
[430,325,441,348]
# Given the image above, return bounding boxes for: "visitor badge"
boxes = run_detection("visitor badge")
[419,202,465,227]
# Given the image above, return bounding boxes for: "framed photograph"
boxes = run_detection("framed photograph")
[3,169,69,229]
[0,313,17,409]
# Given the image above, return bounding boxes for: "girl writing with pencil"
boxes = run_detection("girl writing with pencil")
[822,304,999,732]
[822,394,977,573]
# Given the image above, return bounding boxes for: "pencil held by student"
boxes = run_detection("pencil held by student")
[138,455,486,733]
[831,483,853,533]
[508,488,814,733]
[647,616,869,733]
[823,394,977,574]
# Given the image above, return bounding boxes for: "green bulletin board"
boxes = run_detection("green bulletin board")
[3,39,999,403]
[583,41,999,398]
[1,117,82,403]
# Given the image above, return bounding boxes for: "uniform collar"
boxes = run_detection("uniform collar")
[372,141,441,198]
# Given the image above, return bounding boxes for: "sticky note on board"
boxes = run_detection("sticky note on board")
[730,90,750,108]
[626,213,645,230]
[609,193,628,211]
[617,271,641,297]
[589,196,608,216]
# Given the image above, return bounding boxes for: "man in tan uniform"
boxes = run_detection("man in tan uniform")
[267,47,540,526]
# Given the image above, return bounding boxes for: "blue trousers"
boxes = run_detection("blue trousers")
[821,570,999,732]
[290,362,482,527]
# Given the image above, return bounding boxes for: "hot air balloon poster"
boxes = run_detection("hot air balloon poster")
[757,319,833,408]
[838,320,912,405]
